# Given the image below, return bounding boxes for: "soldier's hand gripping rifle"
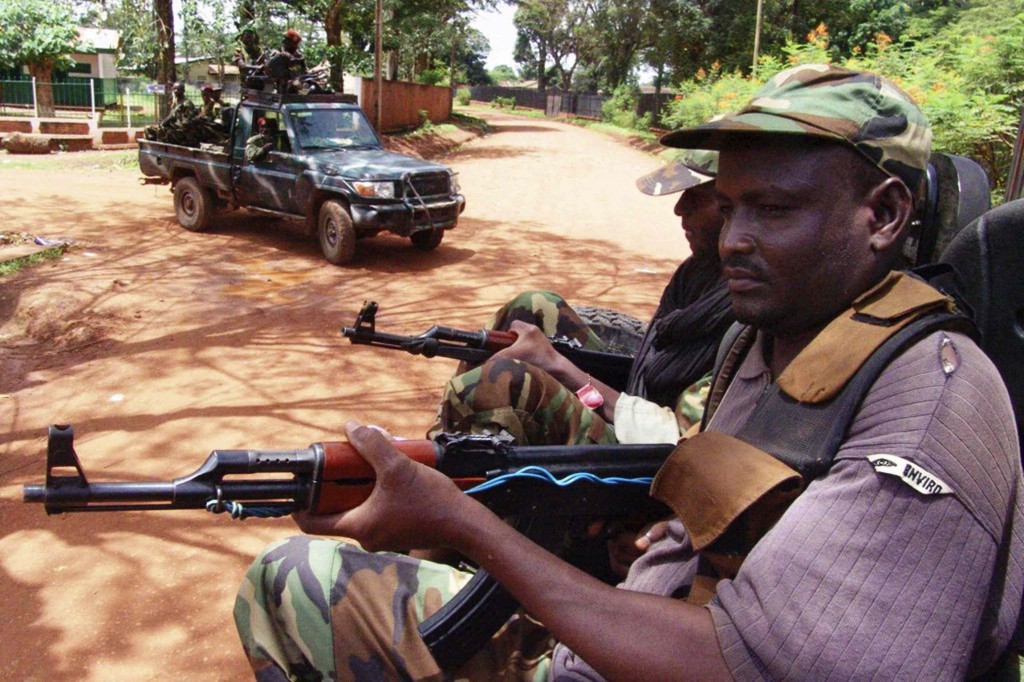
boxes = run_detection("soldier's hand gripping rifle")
[23,424,672,669]
[342,301,636,391]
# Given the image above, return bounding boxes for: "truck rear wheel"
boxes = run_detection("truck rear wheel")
[410,228,444,251]
[572,305,647,355]
[318,200,356,264]
[173,177,212,232]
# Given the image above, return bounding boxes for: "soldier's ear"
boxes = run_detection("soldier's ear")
[866,176,913,253]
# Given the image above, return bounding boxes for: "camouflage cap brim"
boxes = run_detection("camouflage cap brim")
[636,163,713,196]
[636,149,718,196]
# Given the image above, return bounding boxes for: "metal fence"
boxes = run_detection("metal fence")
[470,85,675,126]
[0,78,214,128]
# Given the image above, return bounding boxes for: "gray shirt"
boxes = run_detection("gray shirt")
[550,330,1023,680]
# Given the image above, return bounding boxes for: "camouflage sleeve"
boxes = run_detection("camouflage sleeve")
[674,373,712,431]
[235,536,554,681]
[244,134,267,163]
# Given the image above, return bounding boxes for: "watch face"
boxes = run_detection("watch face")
[575,382,604,409]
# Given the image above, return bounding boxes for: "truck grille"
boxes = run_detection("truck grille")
[406,172,450,199]
[412,203,458,228]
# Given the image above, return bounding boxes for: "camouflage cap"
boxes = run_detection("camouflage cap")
[636,149,718,196]
[660,64,932,191]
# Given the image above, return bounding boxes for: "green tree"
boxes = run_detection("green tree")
[514,0,589,91]
[0,0,80,117]
[640,0,711,115]
[489,63,518,82]
[154,0,175,115]
[585,0,648,91]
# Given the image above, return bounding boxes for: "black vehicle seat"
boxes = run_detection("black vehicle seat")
[939,199,1024,455]
[916,152,992,265]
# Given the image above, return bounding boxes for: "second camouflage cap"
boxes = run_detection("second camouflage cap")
[636,149,718,196]
[660,63,932,190]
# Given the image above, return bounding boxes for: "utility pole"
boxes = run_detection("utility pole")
[1007,103,1024,202]
[752,0,764,77]
[375,0,383,132]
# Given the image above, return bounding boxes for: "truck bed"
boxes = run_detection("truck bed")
[138,139,233,193]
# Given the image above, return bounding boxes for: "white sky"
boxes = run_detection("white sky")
[472,3,518,70]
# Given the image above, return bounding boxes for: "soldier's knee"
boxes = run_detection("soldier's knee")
[474,357,552,407]
[505,289,562,309]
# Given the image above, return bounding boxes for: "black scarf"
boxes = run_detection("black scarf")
[625,256,734,407]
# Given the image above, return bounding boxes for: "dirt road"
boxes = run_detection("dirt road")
[0,109,689,680]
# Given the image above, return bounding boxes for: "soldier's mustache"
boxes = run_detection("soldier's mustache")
[719,255,765,278]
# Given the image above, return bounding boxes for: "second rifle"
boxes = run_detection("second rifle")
[341,301,635,390]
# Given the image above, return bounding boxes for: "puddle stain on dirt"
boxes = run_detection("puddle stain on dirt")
[220,257,318,303]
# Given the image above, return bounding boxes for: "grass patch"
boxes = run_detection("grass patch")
[0,245,66,277]
[456,103,548,120]
[388,110,491,140]
[0,148,139,172]
[568,118,659,142]
[448,111,491,135]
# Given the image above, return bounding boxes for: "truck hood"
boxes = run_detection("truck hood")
[313,149,451,180]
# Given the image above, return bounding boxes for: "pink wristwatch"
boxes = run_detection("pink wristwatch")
[575,379,604,409]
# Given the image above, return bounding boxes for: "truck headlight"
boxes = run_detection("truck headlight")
[450,172,461,193]
[352,181,395,199]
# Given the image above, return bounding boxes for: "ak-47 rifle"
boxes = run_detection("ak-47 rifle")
[23,424,672,670]
[341,301,636,391]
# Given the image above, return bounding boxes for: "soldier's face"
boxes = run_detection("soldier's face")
[715,139,880,337]
[674,181,722,258]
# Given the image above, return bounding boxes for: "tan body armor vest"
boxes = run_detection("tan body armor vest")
[650,272,973,604]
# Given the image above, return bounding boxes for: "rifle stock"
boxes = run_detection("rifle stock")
[341,301,635,391]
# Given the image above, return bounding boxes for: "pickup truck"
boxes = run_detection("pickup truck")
[138,89,466,264]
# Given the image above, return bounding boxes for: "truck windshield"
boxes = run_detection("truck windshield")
[291,109,380,151]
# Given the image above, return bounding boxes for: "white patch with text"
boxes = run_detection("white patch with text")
[867,454,951,496]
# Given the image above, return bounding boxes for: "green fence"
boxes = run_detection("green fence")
[0,77,215,128]
[0,77,128,119]
[98,87,204,128]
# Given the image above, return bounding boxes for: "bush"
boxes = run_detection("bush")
[491,96,516,109]
[661,25,1020,198]
[456,87,471,106]
[600,84,652,131]
[661,63,765,131]
[416,68,447,86]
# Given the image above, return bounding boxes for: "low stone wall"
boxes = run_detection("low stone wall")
[40,121,91,136]
[100,129,144,145]
[0,115,142,152]
[0,120,32,134]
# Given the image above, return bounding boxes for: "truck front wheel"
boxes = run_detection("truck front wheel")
[410,228,444,251]
[173,177,213,232]
[318,200,356,264]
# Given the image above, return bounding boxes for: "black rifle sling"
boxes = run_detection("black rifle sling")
[702,322,755,431]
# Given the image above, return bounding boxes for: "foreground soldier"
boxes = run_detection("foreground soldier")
[428,149,733,448]
[235,65,1023,680]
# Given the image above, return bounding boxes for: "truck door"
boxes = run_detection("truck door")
[234,108,303,214]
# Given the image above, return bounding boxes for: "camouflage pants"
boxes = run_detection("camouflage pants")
[235,536,554,681]
[427,291,617,445]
